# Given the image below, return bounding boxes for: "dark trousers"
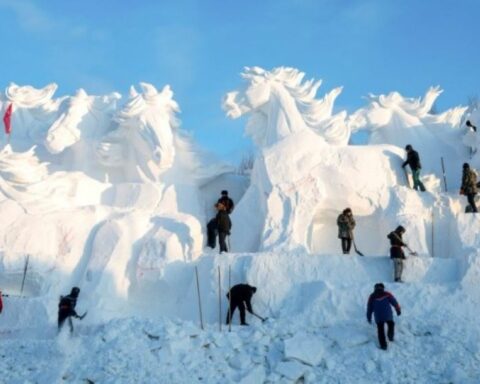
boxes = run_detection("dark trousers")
[219,232,228,253]
[341,238,352,254]
[206,219,217,248]
[467,193,478,213]
[226,300,246,325]
[58,313,74,333]
[377,320,395,349]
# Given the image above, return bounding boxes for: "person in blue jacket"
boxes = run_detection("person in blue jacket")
[366,283,401,350]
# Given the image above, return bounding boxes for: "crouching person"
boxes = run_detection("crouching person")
[58,287,85,333]
[226,284,257,326]
[366,283,401,350]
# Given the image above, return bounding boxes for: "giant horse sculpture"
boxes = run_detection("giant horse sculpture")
[44,88,121,176]
[223,66,432,256]
[224,66,349,147]
[97,82,232,184]
[0,83,62,151]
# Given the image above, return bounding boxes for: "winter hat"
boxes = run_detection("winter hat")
[405,144,412,151]
[396,225,406,233]
[463,163,470,169]
[374,283,385,291]
[466,120,472,126]
[71,287,80,297]
[343,208,352,214]
[251,286,257,293]
[221,190,228,195]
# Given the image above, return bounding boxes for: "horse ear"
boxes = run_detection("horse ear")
[139,82,158,96]
[129,86,138,98]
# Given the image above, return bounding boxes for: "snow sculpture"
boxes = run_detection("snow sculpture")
[44,89,120,175]
[1,83,62,149]
[97,83,180,182]
[349,86,468,186]
[223,66,349,148]
[224,67,431,255]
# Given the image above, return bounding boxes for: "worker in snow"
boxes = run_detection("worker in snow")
[216,202,231,253]
[466,120,477,133]
[402,144,426,192]
[387,226,407,282]
[337,208,356,254]
[217,190,234,215]
[226,284,257,326]
[460,163,478,213]
[58,287,86,333]
[366,283,401,350]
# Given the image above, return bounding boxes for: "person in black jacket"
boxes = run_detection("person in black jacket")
[217,190,234,215]
[226,284,257,326]
[58,287,85,332]
[402,145,426,192]
[216,202,232,253]
[387,226,407,282]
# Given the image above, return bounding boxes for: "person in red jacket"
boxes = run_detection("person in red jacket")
[367,283,401,350]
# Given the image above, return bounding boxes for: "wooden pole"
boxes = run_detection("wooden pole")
[218,266,222,332]
[194,266,204,330]
[441,157,448,192]
[228,265,232,332]
[20,254,30,296]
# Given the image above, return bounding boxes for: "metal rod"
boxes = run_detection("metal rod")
[431,210,434,258]
[218,266,222,332]
[228,265,232,332]
[20,255,30,296]
[194,266,204,330]
[441,157,448,192]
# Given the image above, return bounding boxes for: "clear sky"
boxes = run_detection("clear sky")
[0,0,478,163]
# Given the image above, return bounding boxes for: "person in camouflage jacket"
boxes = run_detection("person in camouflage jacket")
[337,208,356,254]
[460,163,478,213]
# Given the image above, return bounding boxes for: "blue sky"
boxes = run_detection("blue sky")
[0,0,479,162]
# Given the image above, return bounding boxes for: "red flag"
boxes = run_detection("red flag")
[3,103,13,135]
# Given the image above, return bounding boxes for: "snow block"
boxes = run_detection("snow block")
[284,332,327,366]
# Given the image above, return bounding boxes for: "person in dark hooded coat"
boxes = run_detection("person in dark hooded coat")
[58,287,85,332]
[226,284,257,326]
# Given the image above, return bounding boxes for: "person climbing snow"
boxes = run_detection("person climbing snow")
[460,163,478,213]
[216,202,232,253]
[466,120,477,133]
[366,283,401,350]
[337,208,356,254]
[387,226,407,282]
[402,144,426,192]
[58,287,86,333]
[217,190,234,215]
[226,284,257,326]
[0,290,3,314]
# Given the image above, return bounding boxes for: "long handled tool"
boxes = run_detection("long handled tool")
[352,238,364,256]
[405,244,418,257]
[252,312,268,323]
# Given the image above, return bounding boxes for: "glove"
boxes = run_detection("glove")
[397,310,401,316]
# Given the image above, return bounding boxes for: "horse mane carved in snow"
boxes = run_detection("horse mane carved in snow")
[223,66,350,148]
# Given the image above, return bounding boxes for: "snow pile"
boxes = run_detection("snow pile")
[1,66,480,382]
